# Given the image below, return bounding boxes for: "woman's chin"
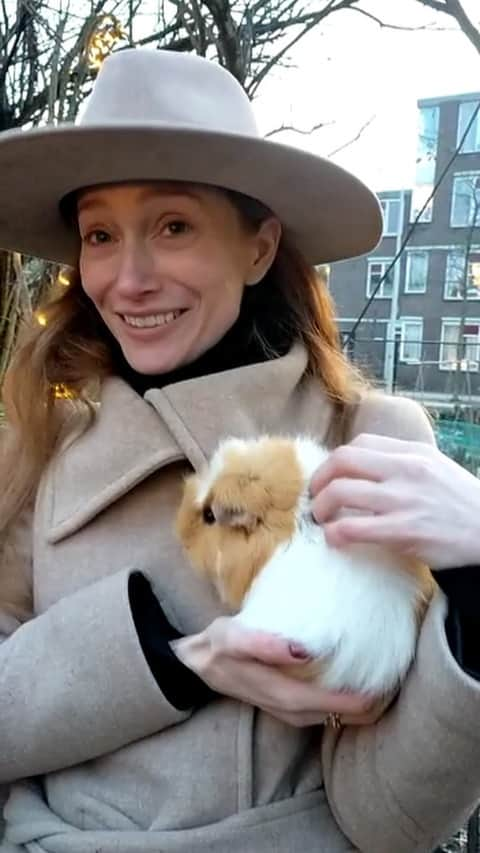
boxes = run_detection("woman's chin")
[122,350,183,375]
[119,336,199,375]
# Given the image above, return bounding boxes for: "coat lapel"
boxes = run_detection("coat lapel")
[47,342,333,542]
[47,378,184,542]
[146,341,316,462]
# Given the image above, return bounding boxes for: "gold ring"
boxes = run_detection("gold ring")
[324,712,342,729]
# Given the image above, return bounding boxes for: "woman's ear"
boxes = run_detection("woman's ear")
[245,217,282,286]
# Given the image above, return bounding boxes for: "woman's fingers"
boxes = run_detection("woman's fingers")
[322,512,414,549]
[310,435,434,498]
[224,661,375,716]
[209,617,310,666]
[310,445,395,496]
[338,691,394,726]
[310,477,389,524]
[202,634,375,715]
[260,689,393,729]
[176,620,380,724]
[350,433,433,455]
[258,706,328,727]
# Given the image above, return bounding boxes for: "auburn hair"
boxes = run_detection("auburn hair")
[0,187,367,535]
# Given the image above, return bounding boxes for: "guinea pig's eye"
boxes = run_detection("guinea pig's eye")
[202,505,216,525]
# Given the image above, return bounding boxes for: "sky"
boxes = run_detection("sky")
[253,0,480,192]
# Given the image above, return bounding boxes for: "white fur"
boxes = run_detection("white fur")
[195,438,253,505]
[228,437,422,695]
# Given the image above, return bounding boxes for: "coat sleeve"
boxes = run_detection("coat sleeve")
[0,505,193,787]
[321,394,480,852]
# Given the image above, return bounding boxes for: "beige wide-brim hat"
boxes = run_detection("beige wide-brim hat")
[0,48,382,266]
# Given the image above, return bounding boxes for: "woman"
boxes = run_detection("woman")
[0,47,479,853]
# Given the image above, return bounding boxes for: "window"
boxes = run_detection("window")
[410,185,434,224]
[458,101,480,153]
[380,198,401,236]
[399,319,423,363]
[444,251,480,299]
[451,173,480,226]
[366,259,394,298]
[410,105,439,223]
[416,106,439,183]
[405,251,428,293]
[439,320,480,371]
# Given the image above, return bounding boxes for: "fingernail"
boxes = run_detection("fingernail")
[289,642,310,660]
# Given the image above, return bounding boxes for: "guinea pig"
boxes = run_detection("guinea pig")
[176,435,435,696]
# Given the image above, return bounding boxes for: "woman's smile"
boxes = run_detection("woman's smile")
[120,308,187,330]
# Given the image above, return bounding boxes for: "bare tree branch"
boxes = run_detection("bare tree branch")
[328,114,375,157]
[352,7,445,31]
[414,0,480,56]
[248,0,359,96]
[265,119,334,137]
[413,0,448,11]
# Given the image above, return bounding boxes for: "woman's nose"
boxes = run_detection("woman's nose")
[114,241,156,298]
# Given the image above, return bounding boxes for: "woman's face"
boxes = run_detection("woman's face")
[78,182,281,374]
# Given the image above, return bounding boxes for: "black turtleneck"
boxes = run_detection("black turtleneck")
[122,286,480,712]
[112,278,296,396]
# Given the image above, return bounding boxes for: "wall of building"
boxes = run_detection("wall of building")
[329,92,480,409]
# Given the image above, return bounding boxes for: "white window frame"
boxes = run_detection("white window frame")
[450,172,480,227]
[380,198,401,236]
[399,318,423,363]
[444,250,480,301]
[366,258,394,299]
[439,318,480,371]
[405,251,428,294]
[457,101,480,153]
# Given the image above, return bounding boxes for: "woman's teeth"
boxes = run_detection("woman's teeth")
[122,311,182,328]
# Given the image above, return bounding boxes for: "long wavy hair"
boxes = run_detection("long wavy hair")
[0,187,367,537]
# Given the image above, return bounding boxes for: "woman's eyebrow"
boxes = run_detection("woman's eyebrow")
[77,186,203,215]
[138,186,204,206]
[77,196,104,214]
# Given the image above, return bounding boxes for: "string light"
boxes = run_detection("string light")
[57,270,70,287]
[87,15,127,70]
[36,312,47,327]
[54,384,75,400]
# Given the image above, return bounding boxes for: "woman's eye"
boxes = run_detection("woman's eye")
[83,229,111,246]
[163,220,190,237]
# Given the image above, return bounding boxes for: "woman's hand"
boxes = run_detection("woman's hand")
[310,433,480,570]
[171,617,384,727]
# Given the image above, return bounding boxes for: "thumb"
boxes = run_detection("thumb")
[227,622,311,665]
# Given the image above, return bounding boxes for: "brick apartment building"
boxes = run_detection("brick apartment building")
[329,92,480,413]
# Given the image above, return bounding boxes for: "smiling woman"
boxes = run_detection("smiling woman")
[0,46,479,853]
[77,183,281,374]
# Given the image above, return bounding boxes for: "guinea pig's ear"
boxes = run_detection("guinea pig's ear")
[211,502,258,533]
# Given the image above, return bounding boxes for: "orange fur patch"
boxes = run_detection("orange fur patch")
[176,438,304,609]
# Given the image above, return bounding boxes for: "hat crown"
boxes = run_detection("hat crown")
[0,47,382,266]
[81,48,259,137]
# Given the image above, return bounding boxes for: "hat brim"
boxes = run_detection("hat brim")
[0,123,382,266]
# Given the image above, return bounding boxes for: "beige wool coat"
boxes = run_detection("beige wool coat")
[1,342,480,853]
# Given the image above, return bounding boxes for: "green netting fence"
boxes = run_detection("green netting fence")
[435,419,480,475]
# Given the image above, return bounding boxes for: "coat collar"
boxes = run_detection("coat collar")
[46,342,332,542]
[145,341,310,464]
